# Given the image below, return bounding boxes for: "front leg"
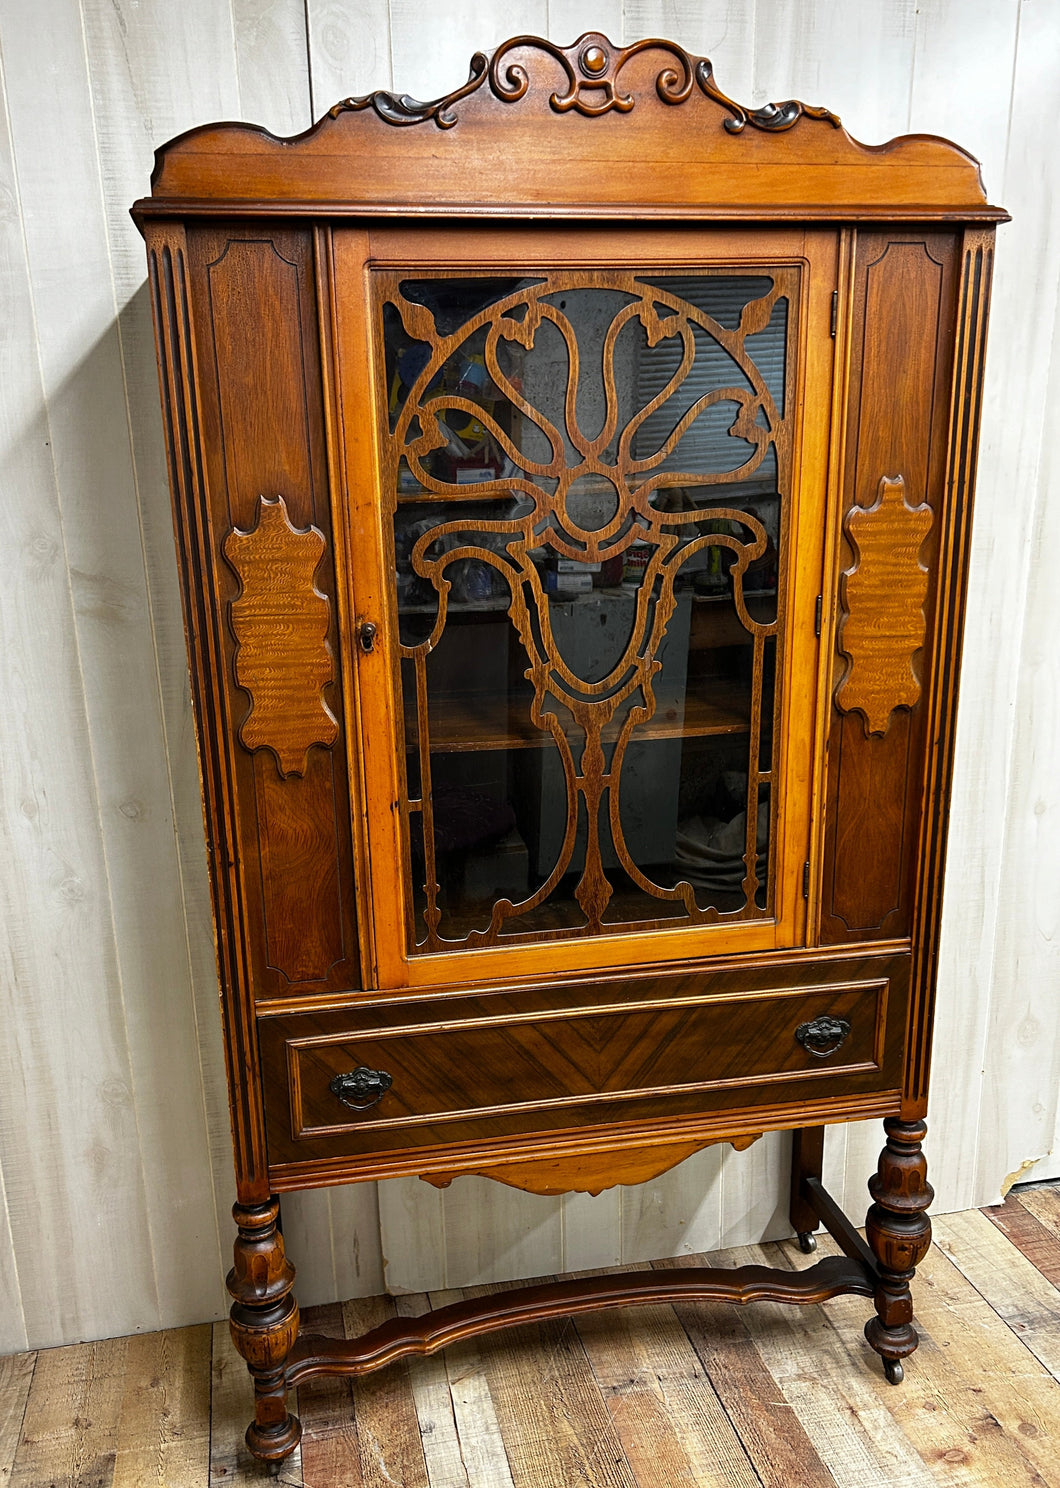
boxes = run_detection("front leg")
[227,1198,302,1463]
[864,1118,933,1383]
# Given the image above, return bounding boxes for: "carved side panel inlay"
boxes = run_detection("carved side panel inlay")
[224,495,338,777]
[836,476,933,736]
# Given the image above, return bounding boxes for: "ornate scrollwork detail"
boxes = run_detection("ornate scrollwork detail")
[330,51,490,130]
[795,1015,853,1058]
[329,33,839,132]
[383,268,794,948]
[694,60,840,134]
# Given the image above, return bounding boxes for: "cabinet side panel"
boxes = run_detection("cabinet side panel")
[186,226,361,996]
[819,233,958,944]
[906,230,996,1111]
[144,226,268,1198]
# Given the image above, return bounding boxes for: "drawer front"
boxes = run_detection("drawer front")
[260,954,909,1172]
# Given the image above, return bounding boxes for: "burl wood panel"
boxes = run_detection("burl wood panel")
[820,236,957,943]
[224,494,338,776]
[836,475,933,736]
[258,952,909,1177]
[186,228,360,994]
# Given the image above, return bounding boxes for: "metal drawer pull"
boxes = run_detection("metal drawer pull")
[329,1066,393,1110]
[795,1015,852,1058]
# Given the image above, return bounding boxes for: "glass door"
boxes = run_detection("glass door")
[341,229,836,988]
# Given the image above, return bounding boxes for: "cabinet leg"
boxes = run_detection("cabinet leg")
[864,1118,933,1383]
[227,1198,302,1463]
[790,1126,825,1252]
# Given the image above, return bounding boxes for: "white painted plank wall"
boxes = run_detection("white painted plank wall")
[0,0,1054,1348]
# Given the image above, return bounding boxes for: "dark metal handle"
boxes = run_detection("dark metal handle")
[359,621,378,653]
[795,1015,852,1059]
[329,1066,392,1110]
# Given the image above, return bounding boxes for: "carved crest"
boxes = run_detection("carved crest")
[224,495,338,776]
[836,476,934,736]
[331,32,840,133]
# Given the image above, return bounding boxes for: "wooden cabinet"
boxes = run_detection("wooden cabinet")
[133,34,1005,1465]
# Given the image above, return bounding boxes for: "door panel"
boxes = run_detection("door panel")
[332,227,837,989]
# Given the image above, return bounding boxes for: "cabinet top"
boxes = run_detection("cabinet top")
[132,33,1007,227]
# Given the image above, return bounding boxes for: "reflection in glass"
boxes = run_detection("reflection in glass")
[377,269,794,952]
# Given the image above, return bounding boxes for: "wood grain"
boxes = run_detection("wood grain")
[420,1134,762,1197]
[934,1208,1060,1384]
[0,28,163,1351]
[807,1226,1060,1487]
[0,1353,35,1486]
[9,1339,126,1488]
[225,494,338,777]
[109,1328,211,1487]
[658,1253,837,1488]
[572,1292,763,1487]
[819,232,957,945]
[982,1191,1060,1288]
[6,1196,1060,1484]
[139,35,997,219]
[288,1256,874,1386]
[836,476,933,735]
[0,0,1031,1378]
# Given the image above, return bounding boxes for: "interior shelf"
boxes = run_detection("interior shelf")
[405,683,752,754]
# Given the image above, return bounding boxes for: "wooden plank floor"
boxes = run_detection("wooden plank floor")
[3,1184,1059,1487]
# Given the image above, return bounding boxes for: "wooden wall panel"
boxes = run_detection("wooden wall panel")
[0,15,160,1348]
[305,0,393,117]
[972,0,1060,1192]
[0,0,1053,1343]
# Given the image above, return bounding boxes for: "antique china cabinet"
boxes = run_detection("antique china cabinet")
[133,34,1004,1465]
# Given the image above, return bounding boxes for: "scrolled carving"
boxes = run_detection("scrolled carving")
[329,33,840,132]
[383,268,793,947]
[330,51,490,130]
[695,60,841,135]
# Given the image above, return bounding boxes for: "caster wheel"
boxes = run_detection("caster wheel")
[883,1357,904,1385]
[796,1231,818,1254]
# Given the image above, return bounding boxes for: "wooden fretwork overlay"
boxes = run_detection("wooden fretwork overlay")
[224,495,338,777]
[380,269,796,951]
[836,476,933,736]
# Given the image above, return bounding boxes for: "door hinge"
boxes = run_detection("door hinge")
[830,290,838,338]
[803,861,811,899]
[814,593,823,637]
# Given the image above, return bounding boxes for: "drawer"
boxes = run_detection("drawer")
[260,953,909,1175]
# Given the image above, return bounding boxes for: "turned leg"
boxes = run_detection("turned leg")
[790,1126,825,1252]
[864,1118,933,1383]
[227,1198,302,1463]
